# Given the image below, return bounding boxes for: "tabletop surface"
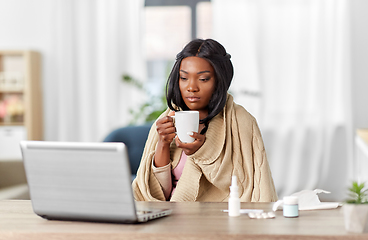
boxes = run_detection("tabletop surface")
[0,200,367,240]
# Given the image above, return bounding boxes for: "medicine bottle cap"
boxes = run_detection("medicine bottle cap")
[283,196,298,205]
[231,176,238,188]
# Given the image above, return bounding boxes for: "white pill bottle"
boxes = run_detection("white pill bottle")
[228,175,240,217]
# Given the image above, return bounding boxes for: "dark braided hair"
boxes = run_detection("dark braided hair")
[166,39,234,134]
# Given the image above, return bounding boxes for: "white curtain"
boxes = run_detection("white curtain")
[47,0,145,142]
[213,0,353,201]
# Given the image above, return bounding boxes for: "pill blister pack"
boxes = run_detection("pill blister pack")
[248,211,276,219]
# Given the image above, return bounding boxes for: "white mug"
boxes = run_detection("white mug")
[172,111,199,143]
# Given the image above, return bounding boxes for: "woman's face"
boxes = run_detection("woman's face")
[179,56,216,118]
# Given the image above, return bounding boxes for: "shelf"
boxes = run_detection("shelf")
[0,50,43,161]
[0,122,24,126]
[0,90,23,93]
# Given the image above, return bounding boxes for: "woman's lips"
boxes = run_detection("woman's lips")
[186,96,200,102]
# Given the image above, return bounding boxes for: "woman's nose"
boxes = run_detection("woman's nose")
[187,79,199,92]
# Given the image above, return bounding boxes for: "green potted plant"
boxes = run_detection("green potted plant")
[122,74,167,125]
[343,181,368,233]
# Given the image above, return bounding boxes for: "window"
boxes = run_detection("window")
[144,0,212,98]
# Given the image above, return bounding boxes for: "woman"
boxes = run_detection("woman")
[132,39,277,202]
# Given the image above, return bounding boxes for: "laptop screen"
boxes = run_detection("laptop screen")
[20,141,138,223]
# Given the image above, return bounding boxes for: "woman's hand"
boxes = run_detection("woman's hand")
[156,111,176,145]
[175,131,205,156]
[154,111,176,167]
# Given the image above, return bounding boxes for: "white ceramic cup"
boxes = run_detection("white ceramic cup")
[172,111,199,143]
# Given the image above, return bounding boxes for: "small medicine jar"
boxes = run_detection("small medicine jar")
[283,196,299,218]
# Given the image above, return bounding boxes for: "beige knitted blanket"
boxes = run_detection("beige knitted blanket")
[132,95,277,202]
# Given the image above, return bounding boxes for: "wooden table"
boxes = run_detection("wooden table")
[0,200,367,240]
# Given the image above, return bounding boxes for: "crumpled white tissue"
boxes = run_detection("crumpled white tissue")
[273,189,341,211]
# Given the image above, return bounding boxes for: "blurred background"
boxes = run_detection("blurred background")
[0,0,367,202]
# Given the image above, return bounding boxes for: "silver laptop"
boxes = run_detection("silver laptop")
[20,141,172,223]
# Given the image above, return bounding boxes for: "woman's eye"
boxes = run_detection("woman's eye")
[200,77,210,82]
[180,77,187,80]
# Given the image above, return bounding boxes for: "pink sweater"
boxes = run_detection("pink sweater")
[152,151,187,200]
